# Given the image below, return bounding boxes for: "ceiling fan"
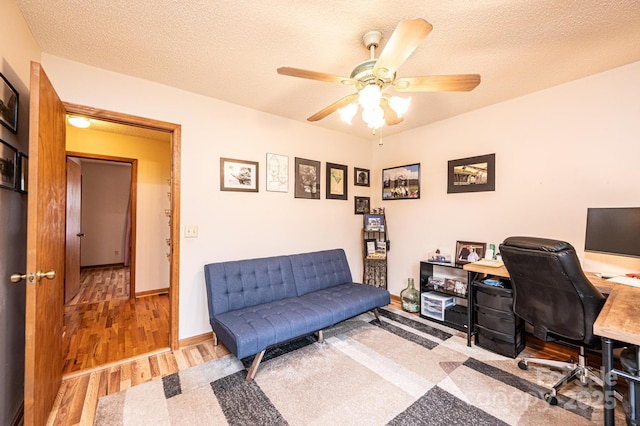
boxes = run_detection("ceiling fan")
[277,19,480,133]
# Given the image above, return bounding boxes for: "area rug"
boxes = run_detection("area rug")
[94,308,624,425]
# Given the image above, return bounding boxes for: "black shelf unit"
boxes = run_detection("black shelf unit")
[419,261,469,331]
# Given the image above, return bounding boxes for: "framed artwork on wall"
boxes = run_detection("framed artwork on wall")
[17,152,28,193]
[382,163,420,200]
[219,157,259,192]
[0,73,18,133]
[0,139,17,190]
[354,167,370,187]
[447,154,495,193]
[266,153,289,192]
[354,196,370,214]
[326,162,347,200]
[294,157,320,199]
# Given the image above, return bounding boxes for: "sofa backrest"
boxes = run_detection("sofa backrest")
[289,249,353,296]
[204,255,297,317]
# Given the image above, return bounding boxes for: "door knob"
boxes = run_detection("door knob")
[37,270,56,280]
[10,273,27,283]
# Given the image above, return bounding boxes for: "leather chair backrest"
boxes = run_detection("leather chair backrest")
[500,236,606,346]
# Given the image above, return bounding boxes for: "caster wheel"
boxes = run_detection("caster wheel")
[518,360,528,370]
[544,393,558,405]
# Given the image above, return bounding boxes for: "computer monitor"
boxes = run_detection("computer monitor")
[585,207,640,258]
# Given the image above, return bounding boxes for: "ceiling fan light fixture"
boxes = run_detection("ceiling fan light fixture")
[388,96,411,118]
[338,103,358,125]
[358,84,382,110]
[362,105,385,130]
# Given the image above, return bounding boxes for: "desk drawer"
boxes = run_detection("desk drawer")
[475,325,525,358]
[475,305,522,335]
[474,282,513,312]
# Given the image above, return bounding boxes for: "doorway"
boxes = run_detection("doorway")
[63,103,181,371]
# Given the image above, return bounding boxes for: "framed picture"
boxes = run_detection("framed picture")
[294,157,320,199]
[326,162,347,200]
[0,139,17,190]
[364,239,377,257]
[455,241,487,265]
[266,153,288,192]
[219,157,259,192]
[382,163,420,200]
[364,213,385,232]
[354,196,370,215]
[17,152,28,193]
[354,167,370,187]
[448,154,495,193]
[0,73,18,133]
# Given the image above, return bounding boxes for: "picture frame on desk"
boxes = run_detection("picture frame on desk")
[455,241,486,265]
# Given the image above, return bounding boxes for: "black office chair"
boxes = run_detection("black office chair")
[499,236,612,405]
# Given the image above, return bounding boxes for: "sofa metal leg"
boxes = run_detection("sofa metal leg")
[373,308,382,324]
[245,350,266,383]
[317,330,324,344]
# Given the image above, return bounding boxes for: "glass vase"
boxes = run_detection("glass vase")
[400,278,420,313]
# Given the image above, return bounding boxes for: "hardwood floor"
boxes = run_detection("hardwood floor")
[62,266,170,375]
[49,298,581,425]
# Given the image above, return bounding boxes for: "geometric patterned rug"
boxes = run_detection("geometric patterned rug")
[94,307,625,425]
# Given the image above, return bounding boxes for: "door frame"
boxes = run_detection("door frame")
[64,102,181,350]
[66,153,138,298]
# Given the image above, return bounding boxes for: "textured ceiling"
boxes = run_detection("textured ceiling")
[16,0,640,140]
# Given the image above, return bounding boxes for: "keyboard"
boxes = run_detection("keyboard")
[607,275,640,288]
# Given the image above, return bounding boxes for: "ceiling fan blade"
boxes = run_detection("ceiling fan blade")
[307,93,359,122]
[373,19,433,80]
[277,67,356,85]
[380,98,404,126]
[393,74,481,92]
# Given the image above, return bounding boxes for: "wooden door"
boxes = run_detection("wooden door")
[65,158,82,303]
[24,62,67,426]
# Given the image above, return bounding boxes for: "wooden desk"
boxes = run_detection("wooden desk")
[594,281,640,426]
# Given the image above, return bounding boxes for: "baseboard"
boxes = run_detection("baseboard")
[11,401,23,426]
[179,331,214,348]
[135,287,170,298]
[81,262,126,269]
[390,293,401,304]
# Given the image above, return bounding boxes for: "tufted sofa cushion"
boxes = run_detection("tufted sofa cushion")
[290,249,353,296]
[204,255,297,317]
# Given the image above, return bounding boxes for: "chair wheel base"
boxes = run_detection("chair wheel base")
[544,393,558,405]
[518,360,528,370]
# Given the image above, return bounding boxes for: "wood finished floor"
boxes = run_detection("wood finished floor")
[48,297,586,425]
[62,266,170,375]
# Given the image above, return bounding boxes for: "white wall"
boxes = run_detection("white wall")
[40,53,640,340]
[0,0,40,423]
[373,61,640,296]
[41,53,373,339]
[79,161,131,267]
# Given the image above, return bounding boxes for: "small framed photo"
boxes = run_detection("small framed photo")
[220,157,259,192]
[17,152,28,193]
[382,163,420,200]
[354,196,370,215]
[0,73,18,133]
[294,157,320,199]
[364,213,385,232]
[326,162,347,200]
[448,154,495,193]
[354,167,370,187]
[365,239,377,257]
[455,241,487,265]
[0,139,17,190]
[266,153,289,192]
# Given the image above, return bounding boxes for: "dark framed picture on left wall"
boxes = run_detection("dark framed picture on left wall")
[0,72,19,133]
[0,139,17,190]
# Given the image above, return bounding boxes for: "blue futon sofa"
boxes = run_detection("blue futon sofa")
[204,248,390,381]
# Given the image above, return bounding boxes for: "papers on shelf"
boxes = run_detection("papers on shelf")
[606,275,640,288]
[472,259,505,268]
